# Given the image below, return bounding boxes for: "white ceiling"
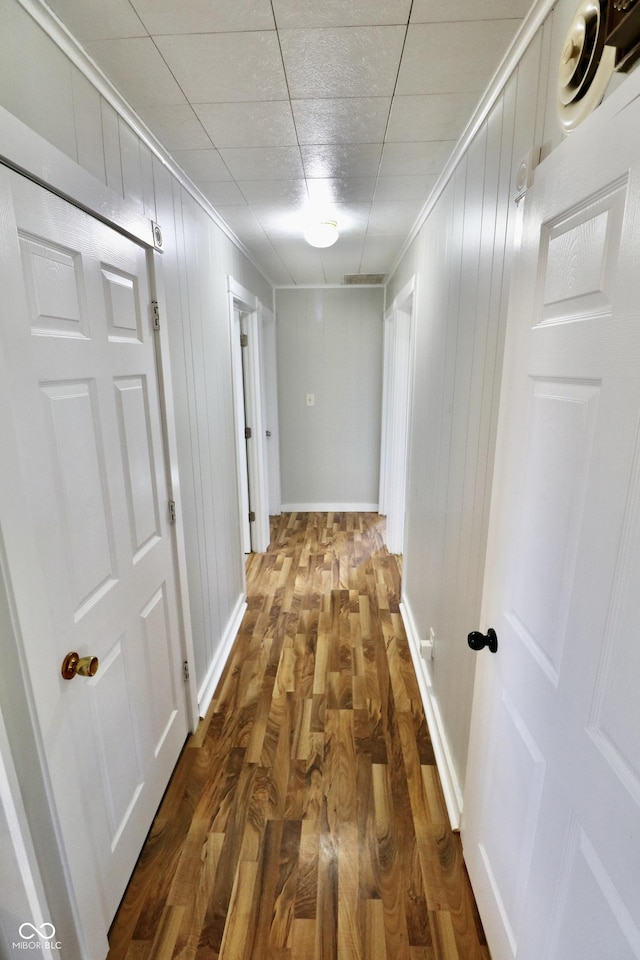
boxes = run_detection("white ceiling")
[45,0,532,285]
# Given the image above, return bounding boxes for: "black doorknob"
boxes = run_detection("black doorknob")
[467,628,498,653]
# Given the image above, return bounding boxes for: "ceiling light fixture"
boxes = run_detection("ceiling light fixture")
[304,220,339,248]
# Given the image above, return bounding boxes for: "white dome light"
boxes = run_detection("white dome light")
[304,220,339,248]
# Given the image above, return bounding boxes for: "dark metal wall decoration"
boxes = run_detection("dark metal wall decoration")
[558,0,640,132]
[605,0,640,70]
[557,0,615,132]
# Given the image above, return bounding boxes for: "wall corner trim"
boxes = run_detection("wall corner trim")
[197,594,247,718]
[400,597,464,831]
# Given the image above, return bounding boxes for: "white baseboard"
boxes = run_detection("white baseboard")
[197,594,247,718]
[400,596,464,831]
[280,502,379,512]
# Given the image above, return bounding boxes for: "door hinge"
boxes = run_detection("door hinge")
[244,426,252,439]
[168,500,177,524]
[152,300,160,331]
[249,511,256,523]
[240,333,248,348]
[183,660,190,682]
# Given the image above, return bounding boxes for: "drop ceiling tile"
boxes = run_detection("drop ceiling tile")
[374,175,438,201]
[255,200,372,240]
[280,26,406,99]
[198,182,247,206]
[270,240,326,284]
[135,104,212,150]
[359,235,404,273]
[194,101,297,149]
[321,238,367,283]
[307,178,377,203]
[44,0,146,40]
[301,143,382,179]
[386,92,480,142]
[368,200,423,235]
[131,0,275,34]
[379,140,455,176]
[83,38,188,107]
[237,180,309,204]
[273,0,410,28]
[397,20,522,95]
[252,203,309,239]
[411,0,531,21]
[219,146,304,180]
[245,247,294,285]
[154,33,288,103]
[323,202,372,237]
[214,205,267,240]
[172,149,233,181]
[292,98,391,145]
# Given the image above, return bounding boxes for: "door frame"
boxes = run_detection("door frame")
[0,135,197,956]
[379,276,416,554]
[462,64,640,960]
[378,305,394,518]
[228,277,271,554]
[260,302,282,517]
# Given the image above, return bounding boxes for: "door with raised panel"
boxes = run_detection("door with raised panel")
[0,169,188,957]
[463,90,640,959]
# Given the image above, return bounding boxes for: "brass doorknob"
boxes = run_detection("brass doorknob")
[61,651,99,680]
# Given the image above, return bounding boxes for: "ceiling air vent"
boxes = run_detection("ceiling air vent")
[343,274,385,285]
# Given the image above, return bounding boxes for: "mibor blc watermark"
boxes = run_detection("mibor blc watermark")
[12,922,61,951]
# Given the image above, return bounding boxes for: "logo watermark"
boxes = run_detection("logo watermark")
[12,922,61,951]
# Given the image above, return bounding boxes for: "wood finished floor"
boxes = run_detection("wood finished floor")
[107,512,489,960]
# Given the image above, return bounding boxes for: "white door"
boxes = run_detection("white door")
[0,170,188,956]
[463,92,640,959]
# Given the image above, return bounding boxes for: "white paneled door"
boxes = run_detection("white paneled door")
[463,92,640,959]
[0,169,188,957]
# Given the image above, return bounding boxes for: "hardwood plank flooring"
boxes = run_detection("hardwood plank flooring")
[107,513,489,960]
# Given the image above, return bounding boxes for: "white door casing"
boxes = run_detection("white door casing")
[378,307,393,518]
[232,302,252,554]
[0,169,189,958]
[228,277,270,554]
[463,88,640,959]
[244,308,270,552]
[380,277,416,554]
[260,303,282,517]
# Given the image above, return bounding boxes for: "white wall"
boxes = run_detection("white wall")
[387,0,619,815]
[276,286,384,510]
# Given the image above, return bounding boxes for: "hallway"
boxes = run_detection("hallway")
[106,513,488,960]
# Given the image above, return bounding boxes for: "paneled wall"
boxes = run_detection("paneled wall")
[0,0,273,711]
[276,286,384,510]
[386,0,608,812]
